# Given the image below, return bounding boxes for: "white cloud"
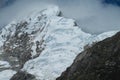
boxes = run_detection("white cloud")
[0,0,120,34]
[0,0,56,27]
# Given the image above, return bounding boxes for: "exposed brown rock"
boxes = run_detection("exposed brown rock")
[10,71,36,80]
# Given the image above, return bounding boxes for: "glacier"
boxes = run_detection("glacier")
[0,6,119,80]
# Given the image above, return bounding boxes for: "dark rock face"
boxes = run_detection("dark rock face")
[0,13,46,79]
[10,71,36,80]
[2,21,32,70]
[0,21,45,70]
[57,32,120,80]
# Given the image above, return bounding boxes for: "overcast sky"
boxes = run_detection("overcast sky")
[0,0,120,34]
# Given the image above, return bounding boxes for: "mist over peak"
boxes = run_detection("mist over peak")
[0,1,120,80]
[0,0,120,34]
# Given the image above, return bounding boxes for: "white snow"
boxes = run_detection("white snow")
[0,70,16,80]
[0,6,118,80]
[94,30,119,41]
[21,6,92,80]
[0,61,11,68]
[0,21,17,49]
[22,6,118,80]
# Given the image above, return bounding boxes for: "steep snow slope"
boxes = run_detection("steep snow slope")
[22,7,92,80]
[0,6,118,80]
[21,7,118,80]
[56,31,120,80]
[0,70,16,80]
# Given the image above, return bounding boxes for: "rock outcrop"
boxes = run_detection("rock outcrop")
[10,71,36,80]
[57,32,120,80]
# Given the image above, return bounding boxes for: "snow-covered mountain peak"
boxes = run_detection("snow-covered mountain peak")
[0,6,89,80]
[0,6,118,80]
[21,6,60,22]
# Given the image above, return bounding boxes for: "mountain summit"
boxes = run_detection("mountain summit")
[0,6,118,80]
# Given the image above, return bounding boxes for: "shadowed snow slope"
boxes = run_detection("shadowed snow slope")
[0,6,119,80]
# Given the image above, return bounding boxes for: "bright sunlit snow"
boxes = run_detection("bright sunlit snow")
[0,70,16,80]
[0,6,118,80]
[21,6,118,80]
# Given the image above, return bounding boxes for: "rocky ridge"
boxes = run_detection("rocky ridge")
[57,32,120,80]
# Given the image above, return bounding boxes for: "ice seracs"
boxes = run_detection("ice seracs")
[22,6,118,80]
[0,6,118,80]
[22,11,92,80]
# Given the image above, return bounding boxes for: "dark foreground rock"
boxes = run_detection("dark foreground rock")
[57,32,120,80]
[10,71,36,80]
